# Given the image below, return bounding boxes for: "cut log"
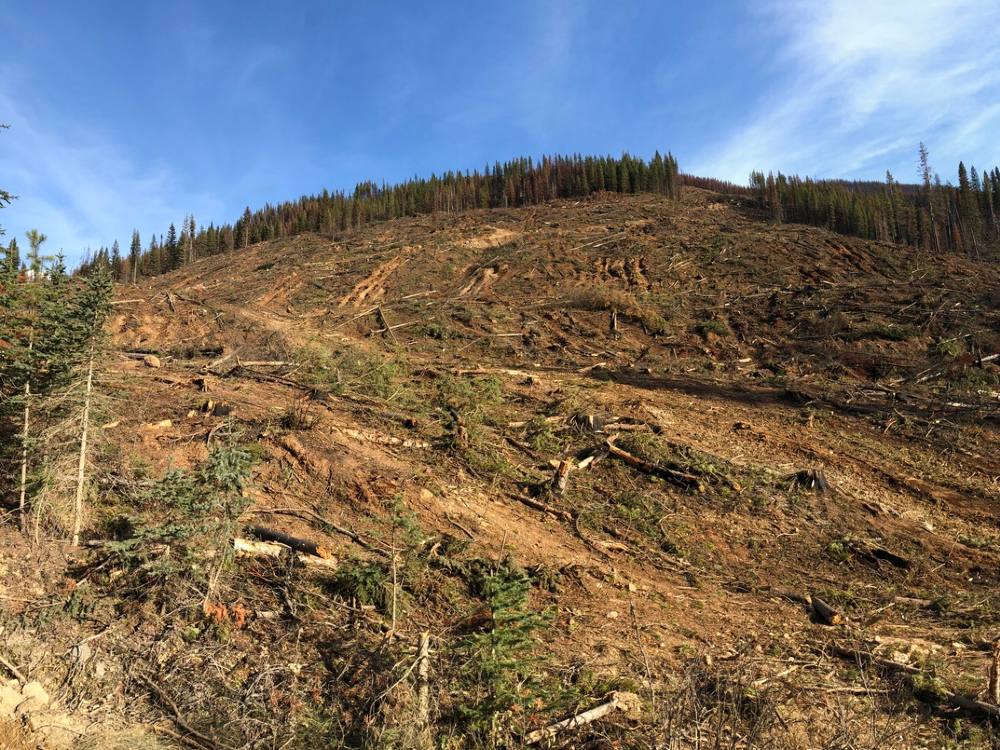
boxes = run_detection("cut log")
[809,595,842,625]
[551,459,572,495]
[524,691,640,744]
[849,539,911,570]
[245,525,333,559]
[790,468,829,493]
[233,538,338,569]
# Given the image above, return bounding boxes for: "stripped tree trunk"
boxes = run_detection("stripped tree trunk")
[416,631,430,729]
[71,346,95,547]
[18,337,33,534]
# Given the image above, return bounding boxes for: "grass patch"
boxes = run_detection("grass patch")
[693,318,729,338]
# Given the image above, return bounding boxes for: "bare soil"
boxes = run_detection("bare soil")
[2,188,999,748]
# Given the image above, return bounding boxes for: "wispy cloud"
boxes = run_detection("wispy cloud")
[693,0,1000,182]
[0,81,221,263]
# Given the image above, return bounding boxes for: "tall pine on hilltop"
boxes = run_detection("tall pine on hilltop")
[77,152,681,277]
[723,147,1000,257]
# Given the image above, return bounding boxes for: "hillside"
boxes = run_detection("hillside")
[3,188,1000,748]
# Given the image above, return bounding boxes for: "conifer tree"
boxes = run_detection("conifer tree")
[68,266,112,545]
[166,223,180,270]
[25,229,49,280]
[109,240,123,281]
[129,229,141,284]
[5,238,19,273]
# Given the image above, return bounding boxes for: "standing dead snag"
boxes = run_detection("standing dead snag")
[988,639,1000,705]
[71,345,96,547]
[18,338,32,533]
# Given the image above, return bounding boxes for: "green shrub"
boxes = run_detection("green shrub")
[325,560,389,611]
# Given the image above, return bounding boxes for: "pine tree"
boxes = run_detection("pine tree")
[25,229,49,280]
[166,223,180,270]
[5,238,20,273]
[109,240,123,282]
[68,266,112,545]
[129,229,141,284]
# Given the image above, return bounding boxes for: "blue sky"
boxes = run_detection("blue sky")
[2,0,999,265]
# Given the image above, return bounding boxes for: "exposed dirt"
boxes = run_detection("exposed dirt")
[3,189,999,748]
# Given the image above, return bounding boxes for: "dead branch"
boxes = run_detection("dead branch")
[136,673,234,750]
[605,436,704,492]
[989,640,1000,705]
[0,652,28,685]
[524,691,640,744]
[830,644,1000,721]
[444,512,475,540]
[511,492,574,522]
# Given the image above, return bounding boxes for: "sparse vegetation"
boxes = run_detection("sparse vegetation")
[4,170,1000,749]
[565,287,669,334]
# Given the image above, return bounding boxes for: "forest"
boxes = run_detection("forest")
[55,145,1000,283]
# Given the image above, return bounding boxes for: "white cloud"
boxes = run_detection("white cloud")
[0,78,222,265]
[693,0,1000,182]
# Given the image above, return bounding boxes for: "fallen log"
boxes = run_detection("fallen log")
[237,360,290,367]
[252,506,388,556]
[245,525,333,559]
[605,437,704,492]
[233,538,338,569]
[524,691,640,744]
[849,539,911,570]
[512,493,574,522]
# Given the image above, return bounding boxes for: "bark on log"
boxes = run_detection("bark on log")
[245,525,333,559]
[233,538,338,569]
[810,595,842,626]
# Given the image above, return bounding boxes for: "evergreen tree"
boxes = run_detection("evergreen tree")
[5,238,20,274]
[165,223,180,270]
[25,229,49,280]
[110,240,123,281]
[129,229,141,284]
